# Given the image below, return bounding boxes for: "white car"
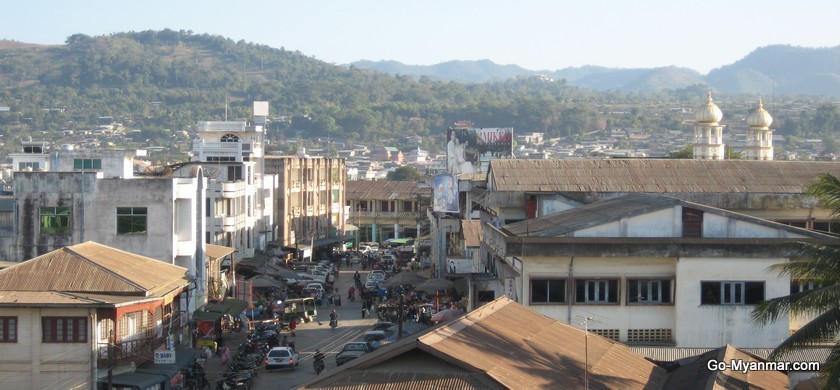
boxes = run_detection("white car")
[366,272,385,282]
[306,283,326,294]
[265,346,299,369]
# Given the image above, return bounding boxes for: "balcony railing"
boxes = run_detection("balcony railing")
[350,211,420,219]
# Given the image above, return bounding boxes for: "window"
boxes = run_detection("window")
[701,281,764,305]
[206,156,235,162]
[791,280,824,294]
[530,279,565,304]
[220,133,240,142]
[628,279,672,304]
[42,317,87,343]
[40,207,71,235]
[0,317,17,342]
[73,158,102,170]
[228,166,243,181]
[575,279,619,304]
[682,208,703,237]
[18,162,40,170]
[117,207,147,235]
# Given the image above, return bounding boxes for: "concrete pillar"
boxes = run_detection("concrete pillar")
[372,223,378,243]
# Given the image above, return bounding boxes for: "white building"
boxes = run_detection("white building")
[483,194,840,348]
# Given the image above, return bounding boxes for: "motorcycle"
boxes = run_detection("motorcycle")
[314,357,325,375]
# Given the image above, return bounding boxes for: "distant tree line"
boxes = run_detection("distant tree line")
[0,29,837,161]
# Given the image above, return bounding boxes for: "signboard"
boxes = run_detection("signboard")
[432,174,459,213]
[446,127,513,174]
[154,349,176,364]
[447,258,476,274]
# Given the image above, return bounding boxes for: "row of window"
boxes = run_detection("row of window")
[40,207,147,235]
[530,278,766,305]
[0,317,87,343]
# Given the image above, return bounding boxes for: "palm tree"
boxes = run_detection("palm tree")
[753,173,840,386]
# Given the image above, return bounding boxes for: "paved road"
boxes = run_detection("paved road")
[252,262,377,389]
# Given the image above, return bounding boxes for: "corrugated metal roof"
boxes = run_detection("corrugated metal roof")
[662,345,789,390]
[0,241,190,299]
[461,220,483,247]
[346,181,429,201]
[302,296,667,389]
[488,159,840,193]
[205,244,235,259]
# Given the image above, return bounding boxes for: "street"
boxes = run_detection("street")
[248,263,376,389]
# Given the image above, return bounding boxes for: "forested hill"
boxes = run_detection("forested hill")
[0,30,836,159]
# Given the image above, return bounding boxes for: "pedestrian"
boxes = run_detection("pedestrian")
[361,305,366,318]
[364,306,370,318]
[290,317,297,337]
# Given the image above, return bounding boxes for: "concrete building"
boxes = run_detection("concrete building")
[264,155,347,260]
[345,180,429,245]
[482,194,840,348]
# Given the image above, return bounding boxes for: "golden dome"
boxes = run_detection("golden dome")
[696,91,723,123]
[747,98,773,128]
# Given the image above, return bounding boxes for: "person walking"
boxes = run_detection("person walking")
[289,317,297,337]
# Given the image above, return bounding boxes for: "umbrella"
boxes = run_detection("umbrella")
[383,270,427,288]
[414,278,455,293]
[431,308,463,323]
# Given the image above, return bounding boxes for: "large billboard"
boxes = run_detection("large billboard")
[432,174,459,213]
[446,127,513,175]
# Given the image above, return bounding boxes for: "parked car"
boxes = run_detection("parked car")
[335,341,377,366]
[364,280,381,291]
[363,330,388,344]
[265,346,299,369]
[306,283,326,295]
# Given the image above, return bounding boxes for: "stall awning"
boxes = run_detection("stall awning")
[344,224,360,231]
[205,244,235,259]
[312,234,354,248]
[137,348,196,379]
[194,298,249,321]
[100,371,167,389]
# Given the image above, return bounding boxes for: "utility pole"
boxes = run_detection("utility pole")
[579,316,594,390]
[107,329,114,389]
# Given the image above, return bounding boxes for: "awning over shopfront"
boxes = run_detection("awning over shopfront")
[312,234,354,248]
[136,347,196,387]
[344,224,360,231]
[193,297,250,321]
[100,371,168,390]
[205,244,235,259]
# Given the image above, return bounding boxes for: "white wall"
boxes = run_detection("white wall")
[675,257,789,348]
[0,307,95,389]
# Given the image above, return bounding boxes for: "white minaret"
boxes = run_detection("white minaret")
[744,98,774,161]
[693,91,725,160]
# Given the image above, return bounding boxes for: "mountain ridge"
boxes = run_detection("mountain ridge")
[351,45,840,96]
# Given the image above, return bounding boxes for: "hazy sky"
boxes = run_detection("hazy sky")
[3,1,838,74]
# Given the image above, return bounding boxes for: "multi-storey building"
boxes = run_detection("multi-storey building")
[188,101,272,259]
[345,180,429,245]
[264,155,347,260]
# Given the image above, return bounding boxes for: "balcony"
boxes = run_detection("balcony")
[221,181,245,198]
[222,215,245,232]
[319,180,327,191]
[350,210,421,220]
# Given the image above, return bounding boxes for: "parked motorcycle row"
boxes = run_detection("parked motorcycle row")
[211,325,280,390]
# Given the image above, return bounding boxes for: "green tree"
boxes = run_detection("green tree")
[386,166,422,182]
[752,173,840,386]
[669,144,694,159]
